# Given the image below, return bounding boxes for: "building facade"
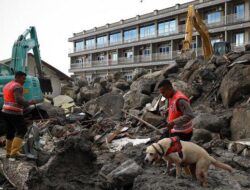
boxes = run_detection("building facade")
[68,0,250,81]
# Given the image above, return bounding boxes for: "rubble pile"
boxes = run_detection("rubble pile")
[1,48,250,190]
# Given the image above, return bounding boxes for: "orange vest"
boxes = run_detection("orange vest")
[2,80,24,113]
[167,91,192,134]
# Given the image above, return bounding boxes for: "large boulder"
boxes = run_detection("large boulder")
[130,78,156,95]
[80,86,101,102]
[123,91,152,110]
[114,80,130,91]
[191,128,212,143]
[132,68,148,81]
[141,111,164,127]
[219,64,250,107]
[77,78,88,88]
[161,62,179,78]
[84,92,124,120]
[230,107,250,140]
[192,113,230,133]
[103,159,143,188]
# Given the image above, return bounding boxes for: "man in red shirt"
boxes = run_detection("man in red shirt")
[158,79,194,141]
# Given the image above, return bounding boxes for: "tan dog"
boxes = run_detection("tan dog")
[144,137,233,187]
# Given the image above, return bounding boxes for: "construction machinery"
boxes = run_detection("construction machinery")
[0,26,53,108]
[176,5,231,64]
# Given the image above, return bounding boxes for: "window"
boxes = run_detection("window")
[75,41,84,52]
[207,12,221,24]
[140,25,155,39]
[143,48,150,56]
[97,36,108,47]
[111,52,117,61]
[110,32,122,44]
[235,33,244,46]
[86,38,95,49]
[158,20,177,36]
[124,29,137,42]
[159,46,170,54]
[234,4,245,19]
[97,53,106,62]
[191,42,196,49]
[125,51,133,59]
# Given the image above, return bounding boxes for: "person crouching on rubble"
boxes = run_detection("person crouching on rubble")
[158,79,194,141]
[2,71,39,160]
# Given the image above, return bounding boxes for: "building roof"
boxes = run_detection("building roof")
[0,53,72,81]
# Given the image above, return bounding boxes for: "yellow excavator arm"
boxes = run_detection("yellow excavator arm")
[182,5,213,60]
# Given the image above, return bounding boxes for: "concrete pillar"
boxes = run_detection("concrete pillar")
[121,30,124,44]
[225,31,228,42]
[245,31,249,44]
[137,25,140,41]
[132,46,135,63]
[245,0,250,20]
[90,54,93,66]
[224,1,227,25]
[150,44,153,61]
[170,40,173,59]
[116,49,119,65]
[107,51,109,66]
[196,35,198,56]
[155,20,158,38]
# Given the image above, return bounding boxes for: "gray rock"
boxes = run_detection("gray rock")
[191,128,212,143]
[114,80,130,91]
[123,90,152,110]
[80,86,101,102]
[141,111,164,127]
[161,62,179,77]
[77,78,88,88]
[215,56,228,66]
[106,159,143,187]
[192,113,229,133]
[230,107,250,140]
[132,68,148,81]
[130,78,156,95]
[84,92,124,120]
[219,64,250,107]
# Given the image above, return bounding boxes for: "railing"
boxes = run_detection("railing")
[69,13,250,54]
[231,42,249,52]
[70,49,204,70]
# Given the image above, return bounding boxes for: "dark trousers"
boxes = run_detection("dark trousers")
[2,112,27,140]
[160,128,193,141]
[171,131,193,141]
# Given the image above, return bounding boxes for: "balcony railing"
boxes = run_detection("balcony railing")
[69,13,250,54]
[70,49,203,70]
[231,42,249,52]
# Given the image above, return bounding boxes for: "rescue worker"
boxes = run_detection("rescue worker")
[158,79,194,141]
[2,71,37,160]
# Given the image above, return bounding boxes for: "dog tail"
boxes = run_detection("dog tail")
[210,156,233,172]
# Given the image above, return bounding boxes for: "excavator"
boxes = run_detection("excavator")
[0,26,52,108]
[176,5,231,64]
[0,26,53,121]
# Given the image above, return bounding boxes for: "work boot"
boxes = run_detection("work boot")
[5,139,13,158]
[9,137,24,161]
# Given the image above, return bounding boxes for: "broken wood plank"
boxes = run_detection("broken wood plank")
[122,109,163,134]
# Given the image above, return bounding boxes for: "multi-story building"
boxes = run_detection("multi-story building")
[68,0,250,81]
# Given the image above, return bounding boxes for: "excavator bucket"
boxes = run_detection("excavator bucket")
[38,77,53,94]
